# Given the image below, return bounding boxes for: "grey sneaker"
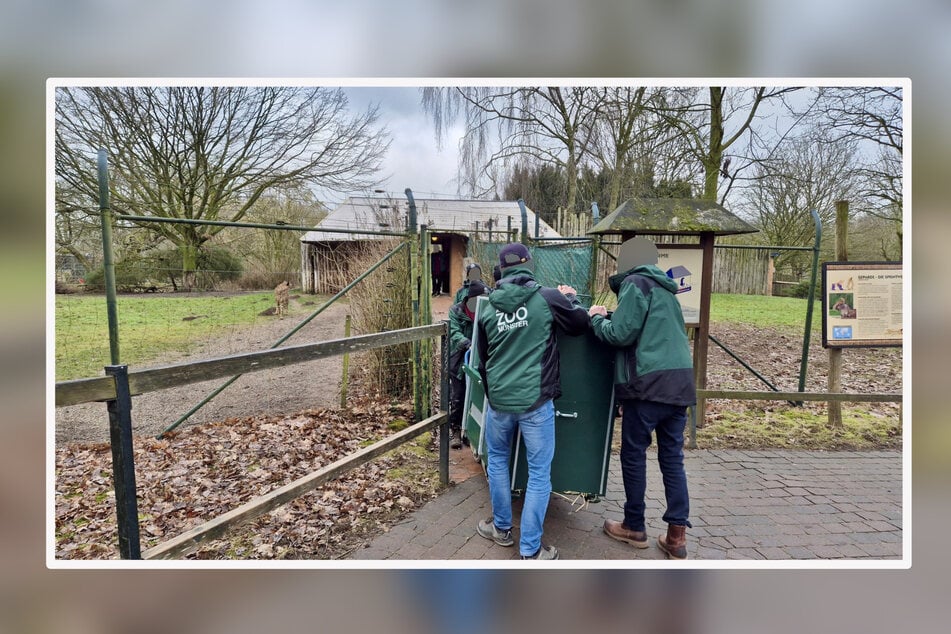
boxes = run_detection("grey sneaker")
[477,518,514,547]
[521,544,559,560]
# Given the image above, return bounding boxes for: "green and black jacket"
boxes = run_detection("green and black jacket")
[447,301,475,380]
[590,264,696,406]
[474,266,590,413]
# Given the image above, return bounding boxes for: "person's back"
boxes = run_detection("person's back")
[446,280,488,448]
[600,264,694,404]
[473,243,589,560]
[588,237,695,559]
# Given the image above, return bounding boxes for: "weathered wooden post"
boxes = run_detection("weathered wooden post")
[828,200,849,428]
[340,314,351,408]
[693,230,715,439]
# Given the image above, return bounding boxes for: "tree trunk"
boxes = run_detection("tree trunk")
[565,149,578,213]
[703,87,724,201]
[181,243,199,292]
[608,155,623,212]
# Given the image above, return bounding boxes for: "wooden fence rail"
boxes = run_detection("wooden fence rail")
[697,390,902,403]
[56,323,446,407]
[142,411,447,560]
[54,322,450,560]
[688,388,902,449]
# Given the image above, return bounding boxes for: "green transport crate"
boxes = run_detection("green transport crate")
[461,297,616,499]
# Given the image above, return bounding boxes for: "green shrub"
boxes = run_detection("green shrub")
[194,246,243,287]
[786,276,823,299]
[83,259,152,292]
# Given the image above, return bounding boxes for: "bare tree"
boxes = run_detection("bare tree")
[588,86,705,209]
[589,86,650,211]
[216,183,328,287]
[422,86,604,212]
[740,128,861,276]
[55,86,389,290]
[813,86,903,248]
[655,86,801,202]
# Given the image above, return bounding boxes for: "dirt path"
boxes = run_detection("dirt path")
[55,298,356,444]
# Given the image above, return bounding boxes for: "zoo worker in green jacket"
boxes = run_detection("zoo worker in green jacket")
[474,243,590,560]
[453,262,485,303]
[446,279,489,449]
[588,236,696,559]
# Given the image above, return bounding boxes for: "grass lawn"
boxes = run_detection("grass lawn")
[710,292,822,332]
[54,292,279,381]
[54,291,822,381]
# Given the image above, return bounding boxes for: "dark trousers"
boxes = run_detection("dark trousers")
[448,374,464,433]
[619,399,691,531]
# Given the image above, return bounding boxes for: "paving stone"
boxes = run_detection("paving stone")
[350,448,902,562]
[726,547,766,560]
[810,545,846,559]
[392,541,429,559]
[783,546,819,559]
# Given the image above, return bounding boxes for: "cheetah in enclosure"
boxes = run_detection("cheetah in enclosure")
[274,281,290,318]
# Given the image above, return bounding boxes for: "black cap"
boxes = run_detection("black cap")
[499,243,532,268]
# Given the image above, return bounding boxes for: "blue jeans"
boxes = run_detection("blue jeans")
[484,400,555,556]
[619,399,691,531]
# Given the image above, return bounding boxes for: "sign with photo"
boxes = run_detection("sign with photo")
[656,245,704,326]
[822,262,903,348]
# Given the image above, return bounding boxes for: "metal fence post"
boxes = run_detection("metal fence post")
[104,365,142,559]
[797,209,823,403]
[417,225,432,421]
[97,149,121,365]
[517,198,529,245]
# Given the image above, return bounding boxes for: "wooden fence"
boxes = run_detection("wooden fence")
[55,323,450,560]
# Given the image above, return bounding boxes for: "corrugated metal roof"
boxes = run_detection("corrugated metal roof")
[301,197,562,242]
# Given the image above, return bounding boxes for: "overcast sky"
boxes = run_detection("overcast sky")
[341,86,462,202]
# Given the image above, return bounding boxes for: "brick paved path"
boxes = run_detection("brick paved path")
[349,448,903,561]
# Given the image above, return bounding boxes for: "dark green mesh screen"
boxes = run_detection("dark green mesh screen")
[468,240,594,307]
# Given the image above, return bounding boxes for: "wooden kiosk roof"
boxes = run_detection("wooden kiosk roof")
[588,197,758,236]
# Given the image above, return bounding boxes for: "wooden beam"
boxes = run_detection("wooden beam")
[142,411,448,560]
[56,323,447,407]
[56,376,116,406]
[698,390,901,403]
[693,231,716,440]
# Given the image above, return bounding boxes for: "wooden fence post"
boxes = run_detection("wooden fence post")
[340,314,351,408]
[828,200,849,428]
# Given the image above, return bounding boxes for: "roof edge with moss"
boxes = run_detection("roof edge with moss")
[588,197,758,236]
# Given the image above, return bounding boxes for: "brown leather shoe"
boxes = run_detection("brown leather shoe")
[657,524,688,560]
[603,519,648,548]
